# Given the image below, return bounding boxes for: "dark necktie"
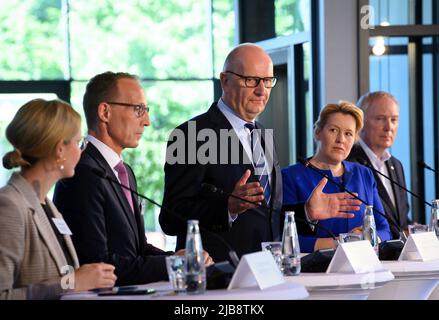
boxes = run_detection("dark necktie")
[244,123,271,206]
[114,161,134,212]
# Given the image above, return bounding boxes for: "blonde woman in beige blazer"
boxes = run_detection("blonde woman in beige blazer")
[0,99,117,299]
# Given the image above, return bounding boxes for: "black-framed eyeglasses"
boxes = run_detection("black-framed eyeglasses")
[107,101,150,118]
[65,136,88,151]
[78,137,88,151]
[225,71,277,88]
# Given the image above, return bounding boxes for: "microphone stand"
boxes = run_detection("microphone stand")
[201,183,340,272]
[359,159,432,208]
[298,158,407,242]
[201,183,339,241]
[419,161,439,175]
[298,158,407,260]
[91,168,240,268]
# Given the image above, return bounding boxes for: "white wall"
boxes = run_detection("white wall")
[319,0,358,105]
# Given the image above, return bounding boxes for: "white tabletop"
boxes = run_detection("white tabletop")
[285,270,394,290]
[381,259,439,278]
[61,281,309,300]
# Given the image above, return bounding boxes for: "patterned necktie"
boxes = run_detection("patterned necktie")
[244,123,271,206]
[114,161,134,212]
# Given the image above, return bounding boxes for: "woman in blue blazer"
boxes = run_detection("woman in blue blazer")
[282,102,391,252]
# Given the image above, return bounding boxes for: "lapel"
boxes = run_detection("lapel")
[386,158,402,224]
[353,145,399,224]
[46,199,80,268]
[255,121,279,210]
[126,163,145,248]
[9,173,68,274]
[84,144,140,248]
[207,103,254,169]
[207,104,265,214]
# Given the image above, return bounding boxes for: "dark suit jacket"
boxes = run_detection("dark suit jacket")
[347,144,410,239]
[54,143,171,285]
[159,103,305,262]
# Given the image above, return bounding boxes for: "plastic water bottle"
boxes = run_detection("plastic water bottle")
[184,220,206,294]
[430,199,439,238]
[281,211,301,276]
[362,205,378,254]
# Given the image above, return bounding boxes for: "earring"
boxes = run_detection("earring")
[57,158,66,171]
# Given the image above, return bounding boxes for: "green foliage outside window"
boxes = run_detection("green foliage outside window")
[275,0,310,37]
[0,0,234,233]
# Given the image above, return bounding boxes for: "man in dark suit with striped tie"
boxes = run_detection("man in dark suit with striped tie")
[160,44,361,262]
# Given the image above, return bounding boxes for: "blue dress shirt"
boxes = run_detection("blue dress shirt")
[282,160,392,252]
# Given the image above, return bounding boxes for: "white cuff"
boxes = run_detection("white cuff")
[228,211,238,228]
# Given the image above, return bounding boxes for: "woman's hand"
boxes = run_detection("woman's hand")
[73,263,117,292]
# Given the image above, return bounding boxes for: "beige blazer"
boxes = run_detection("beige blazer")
[0,173,79,300]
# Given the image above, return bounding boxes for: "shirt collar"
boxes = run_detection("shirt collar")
[358,138,391,164]
[86,135,123,169]
[217,98,254,130]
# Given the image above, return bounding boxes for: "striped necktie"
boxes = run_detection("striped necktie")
[244,123,271,206]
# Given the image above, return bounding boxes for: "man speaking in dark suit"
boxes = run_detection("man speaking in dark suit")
[160,44,361,262]
[53,72,212,285]
[348,91,410,239]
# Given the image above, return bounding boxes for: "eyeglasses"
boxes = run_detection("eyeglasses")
[65,137,88,151]
[78,137,88,151]
[225,71,277,88]
[107,101,150,118]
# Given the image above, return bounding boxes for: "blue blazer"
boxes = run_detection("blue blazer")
[282,160,391,252]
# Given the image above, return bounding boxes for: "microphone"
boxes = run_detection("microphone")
[298,158,406,260]
[201,182,339,273]
[91,167,239,289]
[419,161,439,175]
[357,158,432,208]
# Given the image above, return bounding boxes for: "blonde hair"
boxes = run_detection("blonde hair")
[3,99,81,169]
[314,101,364,138]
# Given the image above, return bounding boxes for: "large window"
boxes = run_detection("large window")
[0,0,235,249]
[360,0,439,223]
[275,0,311,36]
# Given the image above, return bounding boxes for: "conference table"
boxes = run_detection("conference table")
[62,281,309,300]
[62,259,439,300]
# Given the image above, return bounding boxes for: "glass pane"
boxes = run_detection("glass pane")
[368,0,433,26]
[212,0,236,77]
[275,0,311,37]
[71,80,213,240]
[423,37,437,222]
[423,0,432,24]
[0,93,58,187]
[0,0,66,80]
[369,37,412,220]
[303,42,313,157]
[70,0,213,80]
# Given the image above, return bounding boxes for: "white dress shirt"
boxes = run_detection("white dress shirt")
[86,135,124,184]
[217,99,272,227]
[358,138,396,207]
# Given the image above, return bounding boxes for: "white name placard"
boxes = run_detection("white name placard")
[228,251,284,290]
[327,240,385,274]
[399,232,439,261]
